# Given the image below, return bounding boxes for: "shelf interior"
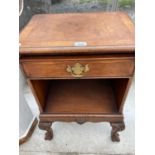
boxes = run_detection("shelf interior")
[30,79,129,114]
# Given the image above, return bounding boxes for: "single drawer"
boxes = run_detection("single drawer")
[20,55,134,79]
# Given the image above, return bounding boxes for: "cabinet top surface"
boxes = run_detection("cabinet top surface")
[20,12,135,55]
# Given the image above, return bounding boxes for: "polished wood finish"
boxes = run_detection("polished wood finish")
[39,113,124,123]
[28,80,50,112]
[20,55,134,79]
[44,80,117,114]
[112,78,133,112]
[19,12,135,142]
[20,12,134,55]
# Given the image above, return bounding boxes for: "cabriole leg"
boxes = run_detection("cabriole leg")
[110,121,125,142]
[39,121,53,140]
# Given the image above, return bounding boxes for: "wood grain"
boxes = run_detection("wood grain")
[19,12,134,55]
[19,12,135,142]
[28,80,50,112]
[44,79,117,114]
[112,78,130,113]
[20,55,134,78]
[39,113,124,123]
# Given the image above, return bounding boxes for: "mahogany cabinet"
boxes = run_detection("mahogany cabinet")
[20,12,135,142]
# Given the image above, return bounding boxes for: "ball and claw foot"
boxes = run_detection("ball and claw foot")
[39,122,53,140]
[110,122,125,142]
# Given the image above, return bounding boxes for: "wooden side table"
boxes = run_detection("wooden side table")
[19,12,135,142]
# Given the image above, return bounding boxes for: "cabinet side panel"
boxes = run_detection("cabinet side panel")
[112,78,132,113]
[28,80,50,112]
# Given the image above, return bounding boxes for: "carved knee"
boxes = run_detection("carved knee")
[39,122,53,140]
[110,122,125,142]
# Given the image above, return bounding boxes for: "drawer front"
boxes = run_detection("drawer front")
[20,56,134,78]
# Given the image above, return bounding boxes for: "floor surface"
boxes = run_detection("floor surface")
[20,79,135,155]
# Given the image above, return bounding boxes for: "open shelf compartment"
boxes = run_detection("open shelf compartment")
[30,79,129,114]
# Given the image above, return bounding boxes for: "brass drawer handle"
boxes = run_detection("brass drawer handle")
[66,63,90,78]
